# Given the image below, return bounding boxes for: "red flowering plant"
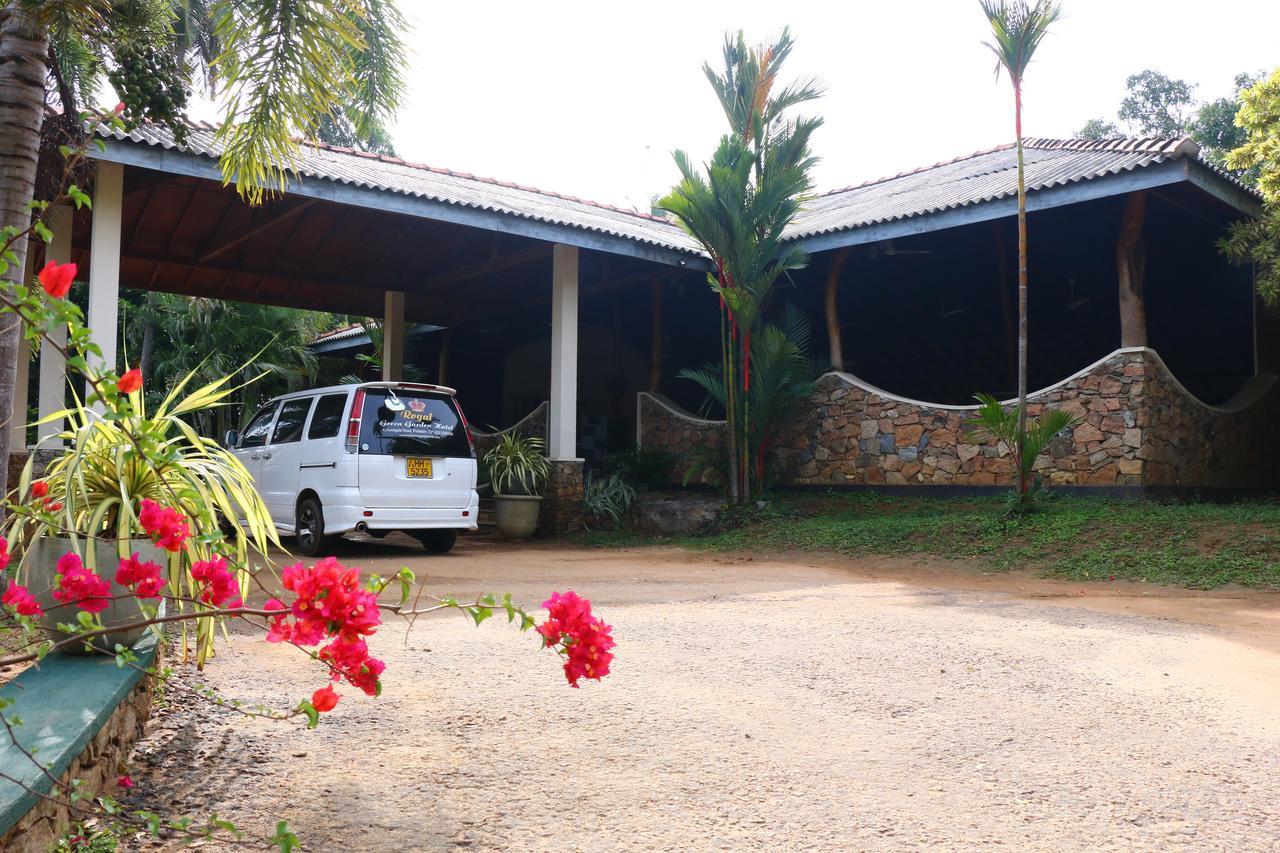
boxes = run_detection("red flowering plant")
[0,112,614,849]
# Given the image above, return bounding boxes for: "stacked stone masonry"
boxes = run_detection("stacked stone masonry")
[0,671,156,852]
[639,350,1280,489]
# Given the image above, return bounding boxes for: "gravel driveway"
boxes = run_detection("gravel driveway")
[126,537,1280,851]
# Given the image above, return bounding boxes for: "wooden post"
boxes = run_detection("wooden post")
[824,247,852,371]
[1117,191,1149,348]
[648,276,662,393]
[437,327,450,386]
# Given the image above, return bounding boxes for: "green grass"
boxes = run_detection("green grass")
[575,492,1280,590]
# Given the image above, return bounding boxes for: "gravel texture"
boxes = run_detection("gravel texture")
[124,537,1280,851]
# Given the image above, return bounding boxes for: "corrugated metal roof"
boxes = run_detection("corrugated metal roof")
[97,122,703,256]
[99,126,1251,257]
[785,136,1254,241]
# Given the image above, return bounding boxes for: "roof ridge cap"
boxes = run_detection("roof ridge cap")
[820,143,1016,196]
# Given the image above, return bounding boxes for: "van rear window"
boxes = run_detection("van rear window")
[358,390,470,458]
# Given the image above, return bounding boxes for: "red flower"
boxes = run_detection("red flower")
[114,102,126,115]
[52,552,111,614]
[116,774,134,789]
[190,557,241,608]
[29,481,48,500]
[537,591,615,688]
[117,368,142,395]
[138,499,190,552]
[2,581,43,617]
[311,685,340,712]
[0,537,9,571]
[115,553,165,599]
[37,261,76,299]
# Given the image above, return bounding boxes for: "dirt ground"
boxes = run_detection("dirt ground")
[125,534,1280,851]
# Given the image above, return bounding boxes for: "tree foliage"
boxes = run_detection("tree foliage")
[1077,117,1120,140]
[1118,69,1196,136]
[122,294,331,433]
[660,29,823,502]
[1220,68,1280,306]
[31,0,406,200]
[979,0,1061,506]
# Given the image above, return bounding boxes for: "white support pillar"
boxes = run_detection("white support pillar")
[548,244,579,460]
[87,161,123,376]
[382,291,405,382]
[37,205,72,444]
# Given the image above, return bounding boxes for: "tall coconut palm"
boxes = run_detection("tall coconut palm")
[661,29,822,502]
[979,0,1061,502]
[0,0,405,492]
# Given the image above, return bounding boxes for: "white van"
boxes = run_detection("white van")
[227,382,479,556]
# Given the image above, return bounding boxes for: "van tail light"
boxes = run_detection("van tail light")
[454,397,476,459]
[345,389,366,453]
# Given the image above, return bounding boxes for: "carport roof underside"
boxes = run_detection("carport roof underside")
[79,125,1259,321]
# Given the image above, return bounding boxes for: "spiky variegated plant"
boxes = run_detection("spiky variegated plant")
[660,29,823,503]
[5,367,279,664]
[979,0,1062,501]
[484,433,552,497]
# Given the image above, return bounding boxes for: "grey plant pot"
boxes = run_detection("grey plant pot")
[24,537,167,654]
[494,495,543,541]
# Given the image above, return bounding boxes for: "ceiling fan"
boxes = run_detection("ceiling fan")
[868,239,933,261]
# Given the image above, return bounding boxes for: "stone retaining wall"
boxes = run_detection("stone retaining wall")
[472,401,549,461]
[638,349,1280,490]
[635,393,723,486]
[0,646,159,852]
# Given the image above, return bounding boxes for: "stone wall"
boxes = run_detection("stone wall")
[638,349,1280,490]
[0,664,156,852]
[543,459,585,533]
[635,393,723,486]
[472,401,549,461]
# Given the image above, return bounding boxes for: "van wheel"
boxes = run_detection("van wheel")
[296,497,337,557]
[412,530,457,554]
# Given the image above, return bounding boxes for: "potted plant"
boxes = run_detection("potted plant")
[484,433,551,540]
[6,366,278,657]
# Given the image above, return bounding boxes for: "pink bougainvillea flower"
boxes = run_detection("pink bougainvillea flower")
[311,685,340,712]
[114,102,126,115]
[0,536,9,571]
[116,774,134,789]
[29,481,48,500]
[138,499,190,552]
[52,552,112,614]
[37,260,76,299]
[115,553,165,599]
[537,591,615,688]
[117,368,142,395]
[2,581,43,617]
[190,556,241,608]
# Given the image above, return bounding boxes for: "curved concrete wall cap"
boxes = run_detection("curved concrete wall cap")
[642,347,1277,422]
[825,347,1275,415]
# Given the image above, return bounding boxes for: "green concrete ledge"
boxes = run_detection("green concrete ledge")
[0,634,157,835]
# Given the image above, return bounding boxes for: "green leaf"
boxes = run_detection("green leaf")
[298,700,320,729]
[272,820,299,852]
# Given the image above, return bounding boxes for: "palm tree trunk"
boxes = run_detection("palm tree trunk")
[1014,83,1029,498]
[722,300,740,504]
[0,4,49,516]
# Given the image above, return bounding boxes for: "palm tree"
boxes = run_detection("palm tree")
[979,0,1062,501]
[661,29,823,502]
[0,0,405,491]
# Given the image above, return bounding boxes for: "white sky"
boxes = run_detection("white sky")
[199,1,1280,212]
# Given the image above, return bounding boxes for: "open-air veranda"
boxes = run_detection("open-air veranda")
[14,125,1271,526]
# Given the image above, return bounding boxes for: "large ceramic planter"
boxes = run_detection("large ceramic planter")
[24,538,166,653]
[494,495,542,540]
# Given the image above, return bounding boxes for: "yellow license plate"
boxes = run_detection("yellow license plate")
[406,457,433,478]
